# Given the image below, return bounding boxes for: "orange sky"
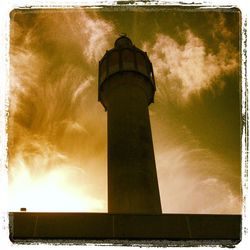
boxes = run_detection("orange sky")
[8,7,241,213]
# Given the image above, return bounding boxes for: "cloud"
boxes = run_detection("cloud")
[79,15,114,63]
[9,48,43,117]
[72,76,93,104]
[32,10,115,64]
[8,136,106,212]
[150,108,241,214]
[9,10,114,138]
[8,10,110,212]
[9,13,102,149]
[144,30,238,102]
[155,142,241,214]
[211,13,235,40]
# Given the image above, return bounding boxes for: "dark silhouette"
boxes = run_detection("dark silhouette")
[98,35,161,214]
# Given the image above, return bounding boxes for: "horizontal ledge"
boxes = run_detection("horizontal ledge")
[10,212,241,241]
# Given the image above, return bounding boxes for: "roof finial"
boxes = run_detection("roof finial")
[119,32,127,37]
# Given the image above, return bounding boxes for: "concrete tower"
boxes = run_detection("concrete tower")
[98,35,162,214]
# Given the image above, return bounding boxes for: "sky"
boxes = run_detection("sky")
[8,7,241,214]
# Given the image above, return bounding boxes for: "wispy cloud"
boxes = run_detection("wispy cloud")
[155,144,241,214]
[8,10,110,212]
[9,10,111,147]
[147,24,241,213]
[144,30,238,102]
[80,15,114,63]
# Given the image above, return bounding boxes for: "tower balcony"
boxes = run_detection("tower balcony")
[98,35,156,109]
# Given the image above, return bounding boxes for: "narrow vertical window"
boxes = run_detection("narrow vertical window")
[122,49,135,70]
[136,52,147,75]
[109,50,120,74]
[100,59,107,82]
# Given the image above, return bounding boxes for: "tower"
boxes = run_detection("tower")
[98,35,162,214]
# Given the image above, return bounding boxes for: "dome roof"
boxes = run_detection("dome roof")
[114,35,133,48]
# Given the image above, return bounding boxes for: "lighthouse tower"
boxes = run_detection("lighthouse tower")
[98,35,161,214]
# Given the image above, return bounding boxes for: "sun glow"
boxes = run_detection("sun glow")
[8,161,106,212]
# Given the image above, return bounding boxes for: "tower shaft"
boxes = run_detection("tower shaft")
[106,73,161,213]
